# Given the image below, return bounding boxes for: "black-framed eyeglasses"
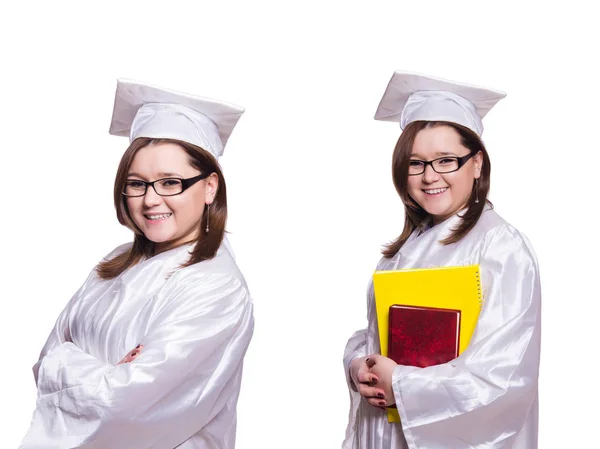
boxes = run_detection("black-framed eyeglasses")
[408,153,476,176]
[123,172,212,197]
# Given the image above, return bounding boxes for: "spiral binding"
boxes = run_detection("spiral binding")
[475,268,483,309]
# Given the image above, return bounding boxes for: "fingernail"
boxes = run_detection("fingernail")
[366,358,370,362]
[379,401,386,406]
[372,377,378,383]
[377,393,384,398]
[136,344,141,348]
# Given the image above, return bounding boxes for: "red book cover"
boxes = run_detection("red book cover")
[388,305,461,368]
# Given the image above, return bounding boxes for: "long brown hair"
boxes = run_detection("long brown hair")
[96,138,227,279]
[382,121,492,258]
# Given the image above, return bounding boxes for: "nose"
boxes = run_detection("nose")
[422,163,440,183]
[143,185,163,207]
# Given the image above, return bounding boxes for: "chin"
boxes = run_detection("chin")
[416,199,450,216]
[425,206,453,217]
[143,231,176,244]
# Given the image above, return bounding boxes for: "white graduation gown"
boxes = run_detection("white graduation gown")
[343,207,541,449]
[19,241,254,449]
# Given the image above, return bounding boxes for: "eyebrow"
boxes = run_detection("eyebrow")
[410,151,457,159]
[127,172,183,179]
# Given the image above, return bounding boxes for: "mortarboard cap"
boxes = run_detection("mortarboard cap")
[374,71,506,136]
[109,79,245,159]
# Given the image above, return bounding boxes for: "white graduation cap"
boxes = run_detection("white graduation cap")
[109,79,245,159]
[374,71,506,136]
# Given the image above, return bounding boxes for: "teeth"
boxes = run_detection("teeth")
[147,213,172,220]
[424,188,448,195]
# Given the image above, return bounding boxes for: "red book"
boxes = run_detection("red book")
[388,304,461,368]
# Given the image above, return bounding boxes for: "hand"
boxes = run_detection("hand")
[350,356,388,410]
[366,355,397,407]
[118,344,144,365]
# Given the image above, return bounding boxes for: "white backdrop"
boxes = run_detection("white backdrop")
[1,1,597,447]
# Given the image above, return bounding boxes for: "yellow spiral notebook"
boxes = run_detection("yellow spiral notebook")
[372,264,483,423]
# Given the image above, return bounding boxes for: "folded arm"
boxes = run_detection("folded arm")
[20,272,254,449]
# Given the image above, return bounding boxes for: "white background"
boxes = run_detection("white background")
[1,1,597,447]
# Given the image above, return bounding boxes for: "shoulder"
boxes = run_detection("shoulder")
[476,210,539,269]
[170,244,251,301]
[150,248,254,326]
[470,207,510,235]
[191,244,245,279]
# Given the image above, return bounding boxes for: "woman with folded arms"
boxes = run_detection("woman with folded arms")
[20,79,254,449]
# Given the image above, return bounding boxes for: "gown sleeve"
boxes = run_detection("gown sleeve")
[342,278,380,445]
[343,257,392,391]
[390,224,542,449]
[31,268,98,385]
[19,270,254,449]
[30,244,130,385]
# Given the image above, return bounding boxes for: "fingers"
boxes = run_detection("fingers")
[357,383,387,401]
[128,345,143,360]
[118,344,144,364]
[366,396,390,408]
[359,355,390,409]
[356,356,379,383]
[366,356,377,369]
[356,368,378,385]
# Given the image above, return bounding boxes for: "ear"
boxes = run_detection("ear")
[473,151,483,179]
[204,173,219,205]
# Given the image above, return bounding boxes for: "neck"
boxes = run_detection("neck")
[153,238,197,256]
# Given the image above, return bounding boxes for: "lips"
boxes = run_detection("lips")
[423,187,448,195]
[144,213,172,221]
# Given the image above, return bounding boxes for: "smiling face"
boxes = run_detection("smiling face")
[407,125,482,224]
[125,141,218,254]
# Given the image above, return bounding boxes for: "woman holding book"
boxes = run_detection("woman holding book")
[19,79,254,449]
[342,71,541,449]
